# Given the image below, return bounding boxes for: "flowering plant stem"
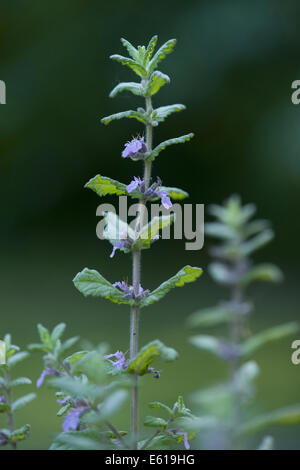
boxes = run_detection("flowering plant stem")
[130,94,153,450]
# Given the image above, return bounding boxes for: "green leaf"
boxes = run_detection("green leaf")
[148,134,194,161]
[10,377,32,387]
[27,343,48,352]
[7,351,29,368]
[242,322,299,357]
[97,389,128,420]
[241,264,283,285]
[60,336,79,353]
[85,174,126,197]
[189,335,221,357]
[144,35,158,65]
[205,222,236,240]
[9,424,30,442]
[139,434,175,450]
[37,324,52,347]
[120,38,139,61]
[57,403,71,417]
[159,186,189,200]
[50,430,104,450]
[145,71,170,96]
[149,401,173,416]
[65,351,89,368]
[101,109,149,126]
[241,229,274,256]
[0,403,10,413]
[132,215,175,250]
[50,376,95,400]
[208,262,234,285]
[127,340,178,376]
[152,104,186,123]
[187,306,235,328]
[109,82,143,98]
[51,323,66,343]
[144,416,168,429]
[102,212,135,251]
[73,268,132,305]
[12,393,36,412]
[240,405,300,435]
[140,266,203,307]
[147,38,177,75]
[109,54,146,77]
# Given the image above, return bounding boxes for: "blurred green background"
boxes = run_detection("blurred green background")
[0,0,300,449]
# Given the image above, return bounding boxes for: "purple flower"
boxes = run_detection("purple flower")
[158,191,172,210]
[122,137,147,158]
[179,431,190,450]
[62,406,87,432]
[57,395,72,406]
[36,368,57,388]
[110,240,126,258]
[126,176,143,194]
[167,429,190,450]
[113,280,150,301]
[103,350,128,370]
[0,396,4,403]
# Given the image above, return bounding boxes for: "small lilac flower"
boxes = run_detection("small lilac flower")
[62,406,87,432]
[113,280,150,301]
[159,191,172,210]
[122,137,146,158]
[110,240,126,258]
[179,431,190,450]
[148,367,160,379]
[126,176,143,194]
[36,368,57,388]
[57,395,72,406]
[103,350,127,370]
[0,396,4,403]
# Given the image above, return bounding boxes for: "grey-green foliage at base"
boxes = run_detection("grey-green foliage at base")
[0,335,36,449]
[187,195,300,449]
[29,323,193,450]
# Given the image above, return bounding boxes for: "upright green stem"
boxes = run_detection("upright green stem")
[129,93,153,450]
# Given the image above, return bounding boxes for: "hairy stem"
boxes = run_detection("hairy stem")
[129,92,153,450]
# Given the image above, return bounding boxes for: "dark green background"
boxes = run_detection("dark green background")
[0,0,299,449]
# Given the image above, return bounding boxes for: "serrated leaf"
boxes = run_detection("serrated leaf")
[144,416,168,429]
[110,54,146,77]
[149,401,173,415]
[140,266,202,307]
[85,174,126,197]
[12,393,36,412]
[109,82,143,98]
[241,264,283,285]
[127,340,178,376]
[240,405,300,435]
[242,322,299,357]
[51,323,66,343]
[73,268,133,305]
[132,215,175,250]
[152,104,186,123]
[145,71,170,96]
[147,38,176,75]
[101,109,149,126]
[9,424,30,442]
[120,38,139,61]
[144,35,158,65]
[148,134,194,161]
[10,377,32,387]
